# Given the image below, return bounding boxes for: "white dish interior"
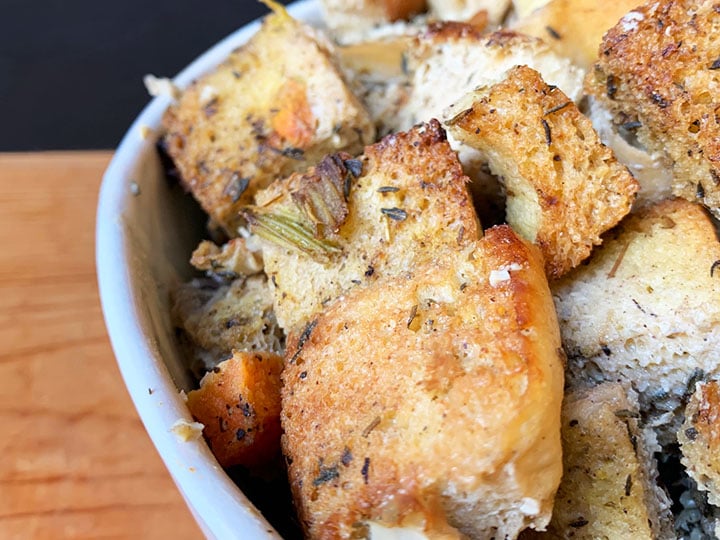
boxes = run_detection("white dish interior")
[96,2,322,537]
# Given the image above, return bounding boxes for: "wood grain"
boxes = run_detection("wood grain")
[0,152,202,539]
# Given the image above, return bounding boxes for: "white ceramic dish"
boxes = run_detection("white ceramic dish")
[96,2,321,537]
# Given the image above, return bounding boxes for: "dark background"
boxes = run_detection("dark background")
[0,0,292,151]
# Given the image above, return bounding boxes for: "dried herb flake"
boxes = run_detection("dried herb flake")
[362,416,381,438]
[361,457,370,484]
[711,260,720,277]
[545,26,561,40]
[313,464,340,486]
[381,207,408,221]
[541,119,552,145]
[544,101,572,116]
[290,318,318,364]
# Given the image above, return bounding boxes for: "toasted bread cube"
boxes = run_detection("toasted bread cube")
[162,10,375,235]
[680,380,720,508]
[400,25,586,131]
[395,24,585,215]
[282,226,564,539]
[447,66,638,278]
[319,0,426,43]
[172,275,284,372]
[511,0,642,70]
[528,383,673,539]
[552,199,720,426]
[427,0,511,26]
[252,120,480,333]
[586,0,720,219]
[187,351,283,468]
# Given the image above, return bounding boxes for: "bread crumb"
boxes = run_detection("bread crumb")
[619,11,644,32]
[138,124,153,140]
[520,497,540,516]
[170,419,204,442]
[199,85,218,106]
[489,269,511,287]
[143,74,180,100]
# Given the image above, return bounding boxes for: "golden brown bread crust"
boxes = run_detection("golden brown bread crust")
[447,65,638,279]
[586,0,720,218]
[679,380,720,507]
[281,225,564,539]
[254,120,480,333]
[186,351,283,468]
[162,12,375,235]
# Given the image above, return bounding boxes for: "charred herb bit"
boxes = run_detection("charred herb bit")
[615,409,640,420]
[569,518,589,528]
[544,101,572,116]
[381,207,408,221]
[281,147,305,160]
[710,57,720,70]
[242,207,342,260]
[545,25,561,40]
[601,344,612,356]
[341,447,353,467]
[711,260,720,277]
[407,304,419,329]
[224,174,250,203]
[242,403,253,418]
[361,458,370,484]
[313,463,340,486]
[621,120,643,130]
[541,119,552,145]
[606,74,618,99]
[632,298,647,314]
[697,182,706,199]
[685,427,699,440]
[362,416,381,438]
[289,318,318,364]
[377,186,400,193]
[236,428,246,441]
[344,158,363,178]
[625,474,633,496]
[650,92,669,108]
[364,266,375,277]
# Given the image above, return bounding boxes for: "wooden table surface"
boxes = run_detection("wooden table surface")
[0,152,203,539]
